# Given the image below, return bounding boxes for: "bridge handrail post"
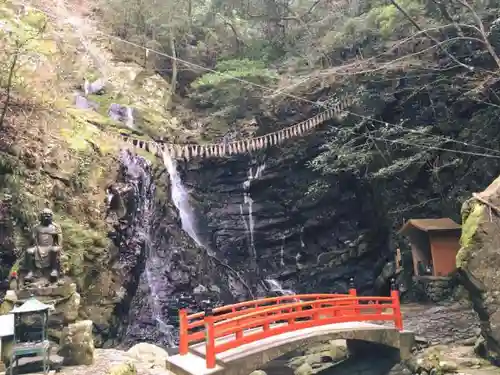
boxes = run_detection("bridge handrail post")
[205,309,216,369]
[390,279,403,331]
[179,309,189,355]
[348,277,357,296]
[348,277,358,315]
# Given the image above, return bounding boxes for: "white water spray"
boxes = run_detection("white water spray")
[265,278,295,296]
[162,151,213,255]
[240,164,265,258]
[280,235,285,267]
[125,107,135,129]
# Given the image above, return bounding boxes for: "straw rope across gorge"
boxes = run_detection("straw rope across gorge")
[111,96,355,160]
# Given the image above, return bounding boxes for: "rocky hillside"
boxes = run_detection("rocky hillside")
[0,0,177,345]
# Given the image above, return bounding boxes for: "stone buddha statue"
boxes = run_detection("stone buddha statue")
[24,208,63,283]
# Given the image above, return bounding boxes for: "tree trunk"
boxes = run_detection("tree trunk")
[165,34,177,110]
[0,50,19,129]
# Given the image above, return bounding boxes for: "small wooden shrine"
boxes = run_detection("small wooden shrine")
[398,218,461,278]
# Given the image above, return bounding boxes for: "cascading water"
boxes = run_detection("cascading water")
[265,278,295,296]
[162,151,212,255]
[125,107,135,129]
[160,151,257,301]
[280,235,286,267]
[119,151,174,347]
[240,164,266,260]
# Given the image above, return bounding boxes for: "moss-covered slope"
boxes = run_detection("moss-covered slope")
[0,0,176,345]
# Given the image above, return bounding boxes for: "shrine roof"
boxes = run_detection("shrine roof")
[10,296,54,314]
[398,218,461,236]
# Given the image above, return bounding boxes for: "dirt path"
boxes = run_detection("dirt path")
[401,302,480,345]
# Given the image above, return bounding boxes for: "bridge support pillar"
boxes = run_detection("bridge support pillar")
[346,333,415,362]
[398,331,415,361]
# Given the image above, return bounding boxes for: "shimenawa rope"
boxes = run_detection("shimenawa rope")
[112,96,355,160]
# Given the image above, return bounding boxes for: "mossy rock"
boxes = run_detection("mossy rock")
[457,201,485,269]
[55,214,109,286]
[106,362,137,375]
[0,300,14,315]
[2,339,13,365]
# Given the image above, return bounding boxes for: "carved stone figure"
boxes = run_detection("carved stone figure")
[24,208,62,282]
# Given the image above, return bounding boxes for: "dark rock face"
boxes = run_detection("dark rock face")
[179,129,392,296]
[86,151,154,346]
[118,99,500,352]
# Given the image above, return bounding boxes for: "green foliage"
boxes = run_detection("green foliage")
[56,214,110,283]
[70,151,97,193]
[367,0,424,39]
[190,58,277,124]
[192,59,277,88]
[321,0,426,52]
[0,152,38,233]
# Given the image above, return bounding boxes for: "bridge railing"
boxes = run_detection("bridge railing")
[178,287,403,369]
[178,292,355,355]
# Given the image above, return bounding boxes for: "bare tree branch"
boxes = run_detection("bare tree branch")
[389,0,475,71]
[455,0,500,69]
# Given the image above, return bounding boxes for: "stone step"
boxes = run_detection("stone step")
[16,279,76,300]
[166,352,224,375]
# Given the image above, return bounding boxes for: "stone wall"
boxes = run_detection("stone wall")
[409,275,461,303]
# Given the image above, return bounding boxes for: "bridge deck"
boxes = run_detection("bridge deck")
[166,322,398,375]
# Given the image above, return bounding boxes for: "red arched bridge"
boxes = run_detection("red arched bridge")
[165,287,415,375]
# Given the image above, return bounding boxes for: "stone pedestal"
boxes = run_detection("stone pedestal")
[9,278,80,342]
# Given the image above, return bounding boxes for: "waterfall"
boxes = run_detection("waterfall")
[160,150,257,301]
[265,278,295,296]
[161,151,213,255]
[240,164,266,259]
[125,107,135,129]
[120,151,174,347]
[280,235,286,267]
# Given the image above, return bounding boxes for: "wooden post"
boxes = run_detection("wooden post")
[235,318,243,339]
[205,309,216,369]
[348,277,356,296]
[348,277,358,315]
[179,309,188,355]
[312,301,320,321]
[0,338,4,372]
[390,279,403,331]
[395,248,402,273]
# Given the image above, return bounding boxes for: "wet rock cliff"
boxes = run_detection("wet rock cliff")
[182,133,390,297]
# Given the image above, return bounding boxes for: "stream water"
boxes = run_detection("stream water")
[260,344,406,375]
